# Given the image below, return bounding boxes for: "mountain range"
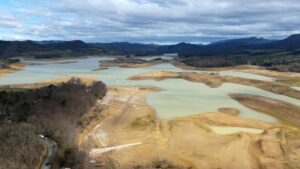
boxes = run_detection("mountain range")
[1,34,300,58]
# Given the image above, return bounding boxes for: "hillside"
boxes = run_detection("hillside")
[1,34,300,58]
[1,34,300,72]
[0,78,107,169]
[0,40,101,59]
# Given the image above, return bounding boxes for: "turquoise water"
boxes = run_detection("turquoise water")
[145,80,300,121]
[1,57,299,122]
[0,57,180,85]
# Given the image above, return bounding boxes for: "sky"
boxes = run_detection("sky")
[1,0,300,44]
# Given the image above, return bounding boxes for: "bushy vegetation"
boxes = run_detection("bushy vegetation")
[0,123,44,169]
[2,35,300,72]
[182,56,248,68]
[0,58,20,69]
[0,40,101,59]
[0,78,106,122]
[181,50,300,72]
[0,78,107,169]
[112,57,147,64]
[250,51,300,72]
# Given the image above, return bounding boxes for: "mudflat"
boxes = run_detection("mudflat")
[81,86,300,169]
[129,70,300,99]
[230,93,300,127]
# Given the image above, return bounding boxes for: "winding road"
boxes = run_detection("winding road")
[38,137,58,169]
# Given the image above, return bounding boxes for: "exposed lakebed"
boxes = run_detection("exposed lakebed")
[1,57,298,122]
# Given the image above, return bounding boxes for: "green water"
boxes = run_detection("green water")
[1,57,299,123]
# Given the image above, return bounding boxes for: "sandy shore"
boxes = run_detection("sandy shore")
[230,93,300,127]
[129,70,300,100]
[2,62,299,168]
[171,60,262,71]
[0,63,25,77]
[79,86,300,169]
[6,77,298,168]
[172,60,300,87]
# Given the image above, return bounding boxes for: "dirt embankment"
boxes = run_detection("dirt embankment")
[173,59,300,87]
[240,69,300,87]
[171,60,261,71]
[230,94,300,128]
[100,57,166,68]
[81,86,300,169]
[0,63,25,77]
[129,71,300,100]
[240,68,300,79]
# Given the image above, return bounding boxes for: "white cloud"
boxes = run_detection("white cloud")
[1,0,300,43]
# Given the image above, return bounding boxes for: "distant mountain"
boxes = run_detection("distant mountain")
[0,40,43,57]
[34,40,65,45]
[1,34,300,58]
[45,40,91,51]
[210,37,273,46]
[0,40,98,58]
[262,34,300,50]
[90,42,159,55]
[158,42,201,55]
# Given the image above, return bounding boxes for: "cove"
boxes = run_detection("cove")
[1,57,299,123]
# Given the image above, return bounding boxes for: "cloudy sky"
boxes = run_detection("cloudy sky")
[1,0,300,44]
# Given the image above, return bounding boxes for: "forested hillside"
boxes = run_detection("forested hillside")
[0,79,107,169]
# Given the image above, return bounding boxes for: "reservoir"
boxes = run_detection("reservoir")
[1,57,299,122]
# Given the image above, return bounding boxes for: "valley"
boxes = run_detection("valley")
[2,1,300,168]
[0,56,300,169]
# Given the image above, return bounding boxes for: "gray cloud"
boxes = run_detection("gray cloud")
[1,0,300,43]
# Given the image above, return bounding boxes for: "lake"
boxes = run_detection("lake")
[1,57,298,122]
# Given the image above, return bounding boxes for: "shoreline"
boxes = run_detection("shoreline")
[99,57,167,68]
[129,70,300,100]
[81,86,299,169]
[172,59,300,87]
[0,63,25,77]
[230,93,300,128]
[2,75,299,168]
[0,76,100,89]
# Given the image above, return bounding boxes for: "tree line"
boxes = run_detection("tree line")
[0,78,107,169]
